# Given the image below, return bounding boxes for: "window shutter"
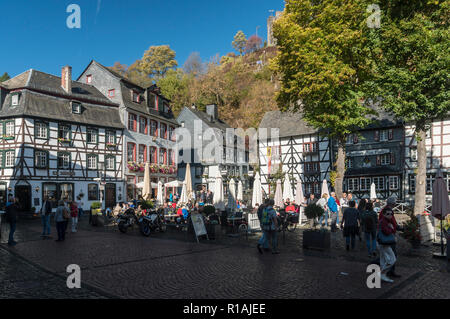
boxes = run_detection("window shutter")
[390,153,395,165]
[374,130,380,141]
[376,155,381,166]
[388,129,393,140]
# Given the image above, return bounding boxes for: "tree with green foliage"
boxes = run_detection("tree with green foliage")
[232,30,247,56]
[368,0,449,215]
[157,69,191,115]
[138,45,178,82]
[0,72,10,82]
[272,0,376,199]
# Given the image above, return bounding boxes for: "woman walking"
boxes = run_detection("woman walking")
[316,193,329,227]
[356,198,367,241]
[55,200,69,241]
[70,201,78,233]
[377,207,397,283]
[340,200,360,251]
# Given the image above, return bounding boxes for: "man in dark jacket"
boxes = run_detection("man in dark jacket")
[40,196,52,239]
[5,197,19,246]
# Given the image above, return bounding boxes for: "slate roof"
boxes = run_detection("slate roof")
[0,70,123,129]
[258,110,317,138]
[1,69,116,106]
[185,107,232,132]
[82,60,178,126]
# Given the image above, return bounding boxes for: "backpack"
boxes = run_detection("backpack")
[261,208,272,226]
[363,212,375,232]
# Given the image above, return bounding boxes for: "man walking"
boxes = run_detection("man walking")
[5,197,19,246]
[256,199,270,253]
[40,196,52,239]
[328,192,339,231]
[260,199,279,254]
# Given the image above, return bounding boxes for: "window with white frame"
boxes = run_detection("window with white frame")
[5,151,15,167]
[410,148,417,161]
[11,94,19,106]
[35,150,48,168]
[87,154,97,170]
[132,90,140,103]
[58,124,71,140]
[314,183,320,195]
[347,178,359,191]
[35,122,48,139]
[373,177,385,190]
[86,75,92,84]
[389,176,399,190]
[0,152,3,167]
[72,102,81,114]
[360,177,371,191]
[426,174,434,193]
[105,130,115,144]
[379,130,388,141]
[86,128,97,144]
[58,152,70,169]
[380,154,390,165]
[105,156,115,170]
[5,121,14,137]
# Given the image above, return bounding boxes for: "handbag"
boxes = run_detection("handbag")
[63,207,70,220]
[377,223,396,245]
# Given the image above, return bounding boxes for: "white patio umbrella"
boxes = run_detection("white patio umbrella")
[295,179,304,205]
[164,180,183,188]
[184,163,193,201]
[237,180,243,201]
[142,162,151,200]
[179,181,188,204]
[228,178,237,212]
[157,180,164,206]
[370,182,377,200]
[213,170,225,210]
[136,181,158,189]
[252,172,263,208]
[321,179,329,196]
[283,174,294,202]
[274,179,283,208]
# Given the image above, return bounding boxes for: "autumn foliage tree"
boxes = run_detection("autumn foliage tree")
[245,35,263,54]
[232,30,247,56]
[272,0,376,199]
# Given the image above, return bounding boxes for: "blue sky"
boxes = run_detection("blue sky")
[0,0,284,79]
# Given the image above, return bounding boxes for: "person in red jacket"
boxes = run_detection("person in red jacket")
[379,197,402,278]
[378,207,398,283]
[70,201,78,233]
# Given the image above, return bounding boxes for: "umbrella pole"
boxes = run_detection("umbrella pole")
[441,218,444,256]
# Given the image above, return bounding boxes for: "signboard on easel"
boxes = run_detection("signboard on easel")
[191,212,208,243]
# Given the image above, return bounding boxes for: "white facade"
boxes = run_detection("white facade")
[404,117,450,205]
[0,116,124,212]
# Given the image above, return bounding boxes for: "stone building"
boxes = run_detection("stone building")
[78,61,179,201]
[0,66,124,212]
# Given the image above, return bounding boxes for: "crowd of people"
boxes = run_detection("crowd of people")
[252,192,401,283]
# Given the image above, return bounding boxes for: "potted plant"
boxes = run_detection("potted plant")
[401,213,422,248]
[90,202,102,226]
[302,204,330,250]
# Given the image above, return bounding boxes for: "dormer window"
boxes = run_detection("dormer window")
[11,93,19,107]
[108,89,115,97]
[86,75,92,84]
[71,102,81,114]
[132,90,140,103]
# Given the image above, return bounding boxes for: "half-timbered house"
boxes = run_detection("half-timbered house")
[176,105,250,194]
[338,108,405,200]
[258,111,332,198]
[404,116,450,205]
[0,66,124,212]
[78,61,179,201]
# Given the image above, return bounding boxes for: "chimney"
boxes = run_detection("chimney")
[61,66,72,93]
[206,104,218,122]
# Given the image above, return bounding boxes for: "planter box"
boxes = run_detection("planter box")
[206,223,221,240]
[302,229,331,251]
